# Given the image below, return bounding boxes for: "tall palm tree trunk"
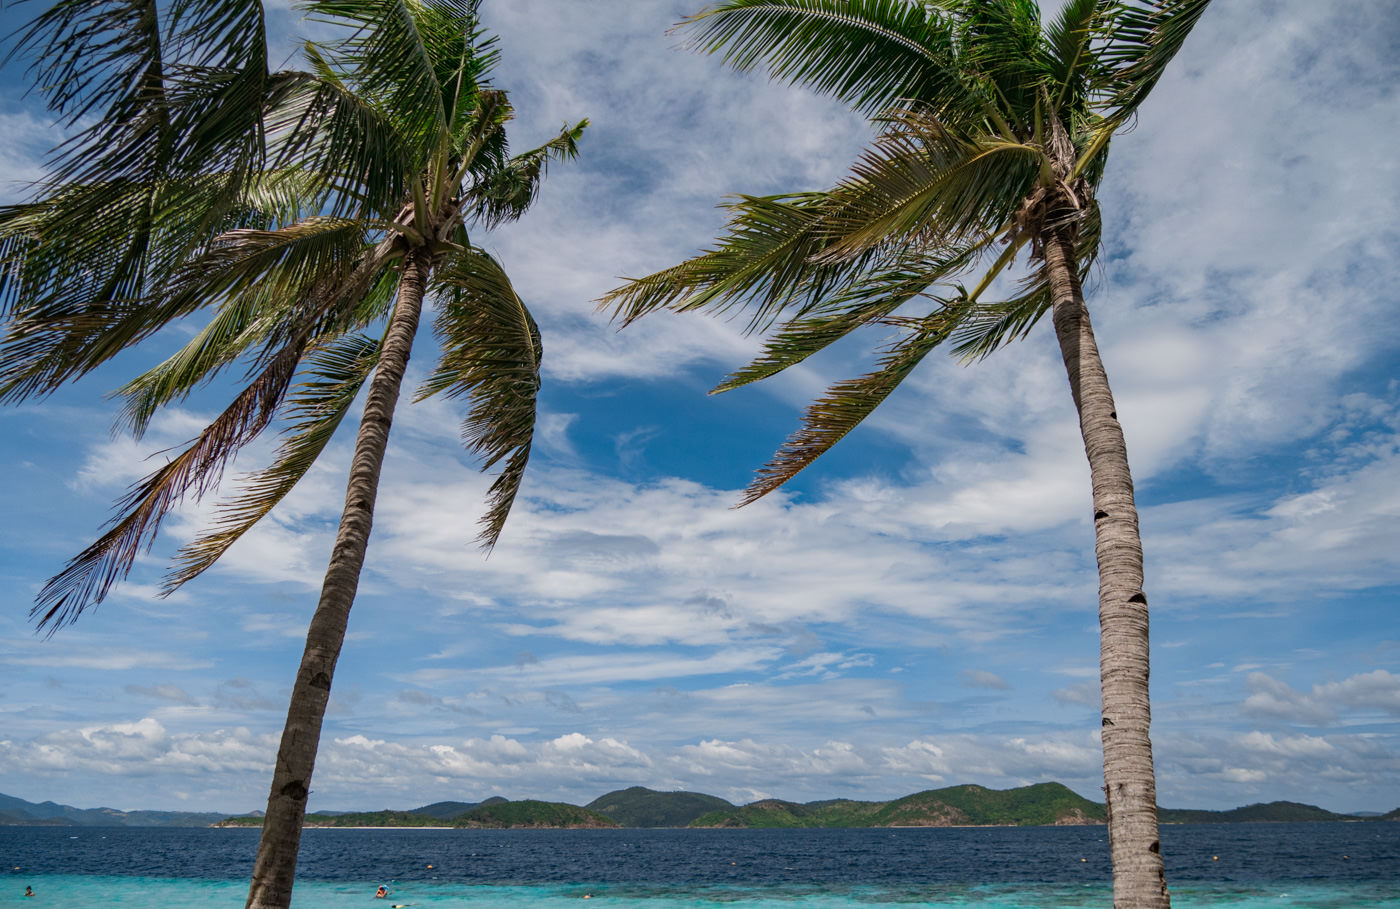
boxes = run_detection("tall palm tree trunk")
[1044,227,1169,909]
[246,251,430,909]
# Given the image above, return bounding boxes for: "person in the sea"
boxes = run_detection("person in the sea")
[375,885,388,898]
[24,886,34,897]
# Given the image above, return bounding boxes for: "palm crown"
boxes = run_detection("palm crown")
[603,0,1207,502]
[602,3,1210,906]
[1,0,585,631]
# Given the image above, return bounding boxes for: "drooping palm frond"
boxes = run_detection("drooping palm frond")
[10,0,269,189]
[5,0,275,319]
[713,239,985,392]
[163,333,382,593]
[32,339,308,632]
[602,192,867,333]
[677,0,988,125]
[0,174,265,404]
[739,304,966,505]
[114,217,372,435]
[418,247,542,547]
[817,107,1042,261]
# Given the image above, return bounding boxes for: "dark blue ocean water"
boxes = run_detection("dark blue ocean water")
[3,824,1397,907]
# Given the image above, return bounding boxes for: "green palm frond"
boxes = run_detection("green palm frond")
[1042,0,1106,116]
[465,119,588,229]
[602,192,870,333]
[32,339,308,632]
[0,174,264,404]
[950,0,1046,133]
[739,305,964,505]
[1093,0,1213,124]
[951,199,1102,359]
[10,0,269,190]
[713,239,986,392]
[7,0,577,631]
[418,247,541,548]
[264,69,414,218]
[678,0,986,123]
[163,334,382,593]
[302,0,464,164]
[450,88,512,182]
[114,216,371,435]
[818,108,1042,260]
[417,0,496,132]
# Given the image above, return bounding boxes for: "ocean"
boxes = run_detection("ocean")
[3,823,1397,907]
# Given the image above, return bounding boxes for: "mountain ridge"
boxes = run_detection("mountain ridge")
[3,786,1394,829]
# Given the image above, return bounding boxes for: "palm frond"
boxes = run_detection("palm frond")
[952,199,1102,359]
[713,239,984,391]
[6,0,273,287]
[418,247,541,548]
[818,108,1042,261]
[601,192,870,333]
[31,339,307,632]
[0,174,269,404]
[10,0,268,187]
[264,68,414,218]
[1042,0,1107,116]
[114,216,371,436]
[739,305,964,505]
[415,0,497,132]
[678,0,987,123]
[449,88,513,186]
[301,0,461,163]
[464,119,588,229]
[163,333,381,592]
[1092,0,1213,124]
[948,0,1046,134]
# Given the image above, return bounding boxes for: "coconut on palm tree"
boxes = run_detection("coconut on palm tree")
[602,1,1209,905]
[1,2,584,907]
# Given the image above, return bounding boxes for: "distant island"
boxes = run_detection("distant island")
[4,784,1396,829]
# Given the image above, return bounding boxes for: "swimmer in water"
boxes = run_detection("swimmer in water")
[375,885,389,898]
[24,886,34,897]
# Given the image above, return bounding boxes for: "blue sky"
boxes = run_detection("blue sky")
[1,0,1398,816]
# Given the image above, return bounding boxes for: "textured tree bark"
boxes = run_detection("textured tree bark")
[245,251,430,909]
[1044,226,1169,909]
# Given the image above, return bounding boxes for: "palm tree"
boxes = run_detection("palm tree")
[602,1,1209,905]
[1,2,584,907]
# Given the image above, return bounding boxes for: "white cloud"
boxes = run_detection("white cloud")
[1243,670,1400,726]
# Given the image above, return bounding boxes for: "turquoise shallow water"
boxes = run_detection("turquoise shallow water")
[4,877,1400,908]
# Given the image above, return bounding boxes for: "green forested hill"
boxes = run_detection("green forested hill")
[876,783,1105,827]
[453,800,618,829]
[585,787,734,827]
[411,796,507,820]
[1159,801,1352,824]
[690,798,885,828]
[11,784,1387,830]
[689,783,1104,828]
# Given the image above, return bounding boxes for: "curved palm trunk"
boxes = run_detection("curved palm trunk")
[1044,228,1169,909]
[246,251,430,909]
